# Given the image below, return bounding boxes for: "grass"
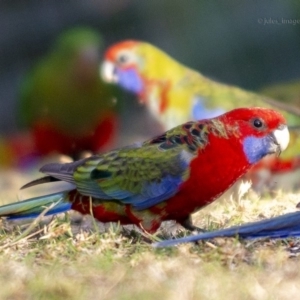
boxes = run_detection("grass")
[0,171,300,299]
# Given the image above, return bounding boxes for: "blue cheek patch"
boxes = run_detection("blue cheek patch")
[192,97,225,120]
[243,136,270,164]
[117,68,144,94]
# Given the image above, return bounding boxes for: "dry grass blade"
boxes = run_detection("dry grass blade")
[0,200,61,250]
[89,196,100,235]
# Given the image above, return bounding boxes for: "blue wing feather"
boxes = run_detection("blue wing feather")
[192,96,224,120]
[129,175,183,210]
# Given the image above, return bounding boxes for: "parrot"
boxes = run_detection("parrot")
[18,27,123,160]
[153,210,300,248]
[0,107,289,233]
[100,40,300,192]
[101,40,300,130]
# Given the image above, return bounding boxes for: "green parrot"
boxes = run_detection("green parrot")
[18,27,123,160]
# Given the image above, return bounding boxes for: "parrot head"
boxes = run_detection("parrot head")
[219,107,290,164]
[101,40,183,99]
[101,40,144,95]
[53,27,104,86]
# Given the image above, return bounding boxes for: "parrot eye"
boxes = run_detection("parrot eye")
[117,54,128,64]
[252,118,264,129]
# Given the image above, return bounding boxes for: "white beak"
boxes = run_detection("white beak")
[100,61,118,83]
[273,125,290,152]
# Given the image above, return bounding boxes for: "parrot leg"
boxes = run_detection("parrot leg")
[180,215,206,232]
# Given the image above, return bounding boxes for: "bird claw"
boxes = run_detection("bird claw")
[180,215,206,233]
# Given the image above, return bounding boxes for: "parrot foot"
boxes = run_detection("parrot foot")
[180,215,206,233]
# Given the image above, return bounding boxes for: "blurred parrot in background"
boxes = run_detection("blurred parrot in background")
[0,107,289,233]
[101,40,300,192]
[261,80,300,108]
[101,40,300,129]
[18,27,123,162]
[246,154,300,193]
[154,210,300,248]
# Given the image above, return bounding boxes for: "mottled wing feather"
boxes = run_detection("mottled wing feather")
[40,121,210,210]
[74,145,190,209]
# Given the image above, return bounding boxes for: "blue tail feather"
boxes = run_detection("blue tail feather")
[6,203,72,220]
[0,192,71,220]
[154,211,300,247]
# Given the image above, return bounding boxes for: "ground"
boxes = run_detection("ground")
[0,170,300,299]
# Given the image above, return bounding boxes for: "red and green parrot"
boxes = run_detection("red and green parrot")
[100,40,300,191]
[0,107,289,233]
[18,27,123,160]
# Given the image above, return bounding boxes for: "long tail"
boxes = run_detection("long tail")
[0,192,71,220]
[154,211,300,247]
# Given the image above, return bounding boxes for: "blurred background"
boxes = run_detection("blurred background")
[0,0,299,172]
[1,0,300,134]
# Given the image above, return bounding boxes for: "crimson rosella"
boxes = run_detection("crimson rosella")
[0,108,289,233]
